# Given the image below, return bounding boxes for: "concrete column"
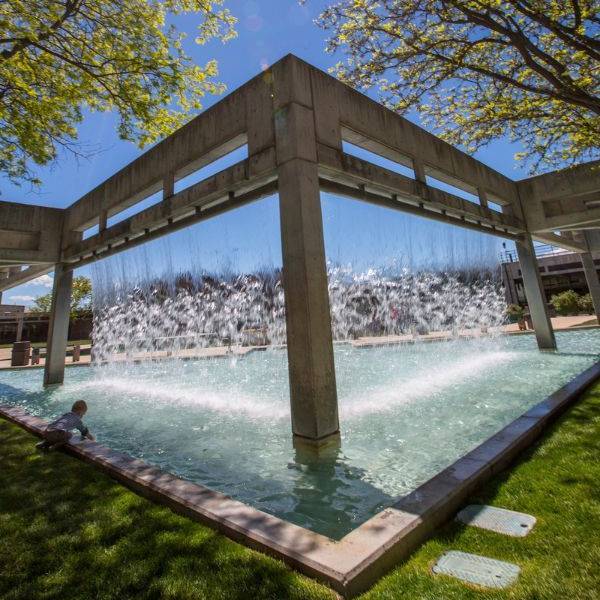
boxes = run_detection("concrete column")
[278,158,339,445]
[15,315,23,342]
[515,235,556,350]
[43,264,73,385]
[580,252,600,322]
[163,171,175,199]
[99,209,108,232]
[477,187,489,209]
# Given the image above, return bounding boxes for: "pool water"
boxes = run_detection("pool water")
[1,329,598,539]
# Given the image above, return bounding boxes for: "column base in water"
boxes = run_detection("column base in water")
[293,431,341,455]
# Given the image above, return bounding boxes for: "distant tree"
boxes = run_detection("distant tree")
[578,292,594,313]
[314,0,600,171]
[31,275,92,316]
[0,1,236,184]
[550,289,581,315]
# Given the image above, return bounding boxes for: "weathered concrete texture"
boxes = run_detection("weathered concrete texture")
[517,160,600,232]
[0,202,63,262]
[2,361,599,598]
[279,158,339,443]
[580,251,600,321]
[43,264,73,386]
[515,235,556,350]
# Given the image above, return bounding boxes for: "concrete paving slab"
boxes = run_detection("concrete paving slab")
[456,505,536,537]
[432,550,520,588]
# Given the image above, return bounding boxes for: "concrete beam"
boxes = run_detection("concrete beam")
[532,231,586,254]
[540,205,600,232]
[0,264,53,292]
[515,235,556,350]
[0,201,63,265]
[319,151,524,234]
[326,71,520,206]
[518,160,600,204]
[63,158,278,264]
[320,179,521,241]
[43,263,73,386]
[517,160,600,232]
[65,181,278,270]
[63,63,281,233]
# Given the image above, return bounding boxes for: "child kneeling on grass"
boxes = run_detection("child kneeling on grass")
[36,399,95,452]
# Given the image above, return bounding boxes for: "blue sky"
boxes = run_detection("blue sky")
[1,0,527,306]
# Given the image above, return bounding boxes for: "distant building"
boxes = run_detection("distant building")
[0,305,92,344]
[500,245,600,306]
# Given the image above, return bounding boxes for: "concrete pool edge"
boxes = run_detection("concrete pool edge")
[1,360,599,597]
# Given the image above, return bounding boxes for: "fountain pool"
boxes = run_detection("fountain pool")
[1,328,598,539]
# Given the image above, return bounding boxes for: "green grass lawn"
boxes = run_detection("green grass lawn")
[1,383,599,599]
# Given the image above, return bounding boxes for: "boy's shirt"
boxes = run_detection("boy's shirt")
[48,411,89,437]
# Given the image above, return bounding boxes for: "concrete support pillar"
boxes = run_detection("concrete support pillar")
[99,209,108,232]
[278,158,339,445]
[15,315,23,342]
[580,252,600,322]
[163,172,175,199]
[477,187,489,209]
[43,264,73,386]
[515,235,556,350]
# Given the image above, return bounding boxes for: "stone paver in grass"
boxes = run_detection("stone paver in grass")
[456,505,536,537]
[432,551,520,589]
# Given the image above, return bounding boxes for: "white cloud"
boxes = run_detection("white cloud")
[8,295,35,304]
[30,274,54,288]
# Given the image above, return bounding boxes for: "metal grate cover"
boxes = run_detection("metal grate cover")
[456,505,536,537]
[432,551,520,589]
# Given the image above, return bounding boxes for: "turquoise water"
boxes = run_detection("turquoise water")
[1,329,598,539]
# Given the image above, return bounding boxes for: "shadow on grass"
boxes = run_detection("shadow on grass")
[0,421,334,600]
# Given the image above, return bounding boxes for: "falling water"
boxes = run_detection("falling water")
[90,262,507,363]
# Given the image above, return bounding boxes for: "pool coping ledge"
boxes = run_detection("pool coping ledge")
[1,360,599,598]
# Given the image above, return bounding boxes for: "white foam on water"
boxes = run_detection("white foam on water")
[65,377,289,420]
[341,351,518,417]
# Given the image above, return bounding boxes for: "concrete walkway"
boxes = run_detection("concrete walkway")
[0,344,257,370]
[0,315,597,370]
[351,315,598,348]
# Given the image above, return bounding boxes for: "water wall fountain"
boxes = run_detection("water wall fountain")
[91,265,507,361]
[89,201,507,364]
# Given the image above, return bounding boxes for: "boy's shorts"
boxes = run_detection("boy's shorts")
[43,428,72,445]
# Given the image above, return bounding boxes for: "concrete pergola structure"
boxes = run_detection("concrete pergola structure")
[1,55,599,446]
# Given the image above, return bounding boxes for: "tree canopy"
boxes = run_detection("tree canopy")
[0,0,236,184]
[315,0,600,171]
[31,275,92,315]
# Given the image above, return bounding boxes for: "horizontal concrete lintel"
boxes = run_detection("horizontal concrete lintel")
[538,205,600,232]
[1,360,598,597]
[64,179,278,270]
[63,158,278,262]
[517,159,600,204]
[0,264,53,292]
[0,228,40,252]
[318,152,524,233]
[532,231,586,253]
[0,247,58,264]
[320,178,521,241]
